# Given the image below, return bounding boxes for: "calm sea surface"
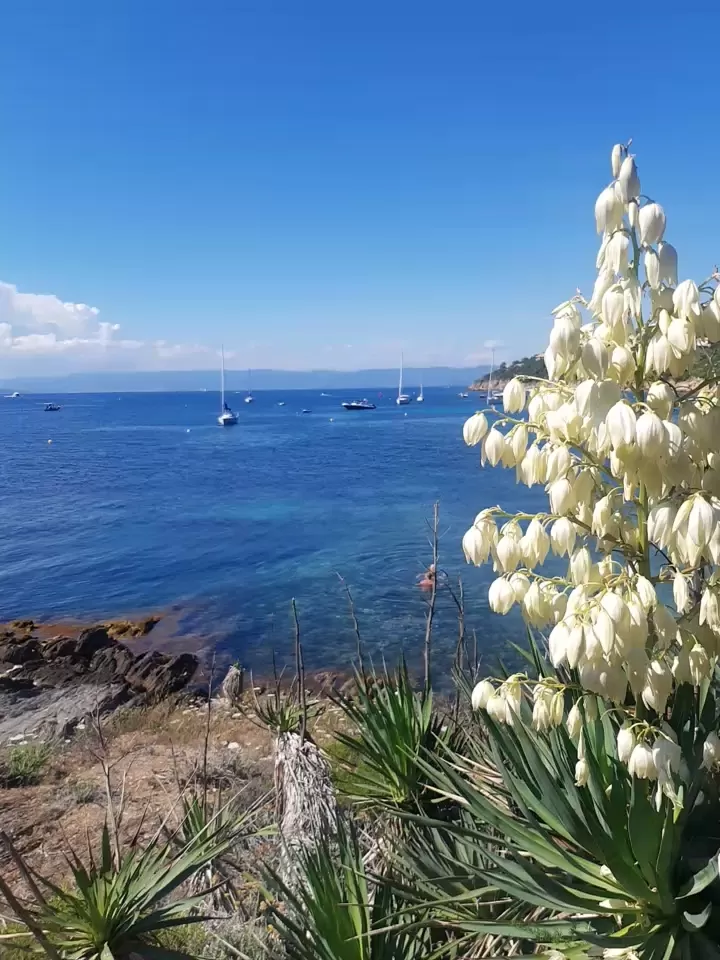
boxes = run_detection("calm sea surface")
[0,389,546,677]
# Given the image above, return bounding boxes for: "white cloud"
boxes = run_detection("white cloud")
[0,281,216,373]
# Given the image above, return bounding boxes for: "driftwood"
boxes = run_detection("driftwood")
[274,730,337,889]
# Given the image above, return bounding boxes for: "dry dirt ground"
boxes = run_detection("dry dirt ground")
[0,693,347,904]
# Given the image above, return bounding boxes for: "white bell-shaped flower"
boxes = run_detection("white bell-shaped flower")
[520,518,550,568]
[502,378,526,414]
[483,428,505,467]
[548,478,576,516]
[594,184,624,234]
[646,381,675,420]
[606,400,636,453]
[488,577,515,614]
[644,248,661,289]
[610,345,635,384]
[689,642,711,686]
[617,724,636,763]
[617,155,640,202]
[550,517,576,556]
[611,143,624,178]
[657,241,678,287]
[606,233,630,277]
[628,742,658,780]
[574,758,590,787]
[702,732,720,770]
[638,202,666,246]
[566,701,583,740]
[641,659,673,713]
[673,571,690,614]
[463,412,489,446]
[636,410,666,458]
[673,279,702,321]
[471,679,495,710]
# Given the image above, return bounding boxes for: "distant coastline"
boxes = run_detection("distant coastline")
[0,366,490,394]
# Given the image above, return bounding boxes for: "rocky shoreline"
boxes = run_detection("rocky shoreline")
[0,617,198,743]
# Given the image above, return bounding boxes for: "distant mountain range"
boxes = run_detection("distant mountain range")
[0,366,489,394]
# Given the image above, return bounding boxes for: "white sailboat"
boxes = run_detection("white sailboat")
[396,352,411,405]
[244,369,254,403]
[416,378,424,403]
[218,347,238,425]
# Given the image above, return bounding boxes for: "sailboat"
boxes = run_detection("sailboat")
[416,378,424,403]
[485,349,501,407]
[244,369,254,403]
[396,352,411,405]
[217,347,238,426]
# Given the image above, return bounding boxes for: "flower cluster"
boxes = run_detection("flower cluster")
[465,143,720,782]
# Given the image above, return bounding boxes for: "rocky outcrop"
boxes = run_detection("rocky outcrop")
[0,623,198,744]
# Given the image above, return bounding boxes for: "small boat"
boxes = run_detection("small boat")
[416,379,424,403]
[301,409,312,415]
[44,403,61,411]
[217,347,238,426]
[458,392,469,399]
[342,399,376,410]
[321,392,331,397]
[5,391,20,399]
[396,352,411,405]
[278,401,286,407]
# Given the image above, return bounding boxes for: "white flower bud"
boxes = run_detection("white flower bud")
[550,517,576,556]
[502,378,526,414]
[628,198,639,228]
[471,679,495,711]
[617,155,640,202]
[644,248,661,289]
[646,381,675,420]
[488,577,515,615]
[574,758,589,787]
[673,571,690,614]
[611,144,624,178]
[638,202,666,246]
[617,724,636,763]
[463,412,489,446]
[702,731,720,770]
[566,702,583,740]
[657,241,678,287]
[628,742,658,780]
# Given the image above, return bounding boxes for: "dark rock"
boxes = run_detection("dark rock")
[43,636,78,660]
[126,651,197,699]
[11,619,35,631]
[0,638,42,665]
[89,643,136,683]
[75,626,113,660]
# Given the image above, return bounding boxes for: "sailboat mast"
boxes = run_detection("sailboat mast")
[221,346,225,410]
[486,347,495,405]
[398,352,403,398]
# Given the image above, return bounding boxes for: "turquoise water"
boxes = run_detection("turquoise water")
[0,389,546,675]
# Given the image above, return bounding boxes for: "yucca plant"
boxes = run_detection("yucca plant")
[265,816,431,960]
[2,805,252,960]
[393,684,720,957]
[332,661,454,814]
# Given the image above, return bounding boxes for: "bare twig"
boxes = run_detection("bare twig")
[337,573,365,683]
[203,653,216,815]
[292,599,308,744]
[423,501,440,696]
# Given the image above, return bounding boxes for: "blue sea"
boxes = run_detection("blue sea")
[0,389,546,678]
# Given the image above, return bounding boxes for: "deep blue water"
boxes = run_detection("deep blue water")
[0,389,545,677]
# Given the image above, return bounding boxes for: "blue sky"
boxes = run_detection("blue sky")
[0,1,718,373]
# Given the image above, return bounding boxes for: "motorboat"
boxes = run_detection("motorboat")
[341,399,376,410]
[217,347,239,425]
[44,403,61,411]
[458,392,469,399]
[5,392,20,399]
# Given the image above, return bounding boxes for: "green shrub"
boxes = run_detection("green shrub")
[0,743,51,787]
